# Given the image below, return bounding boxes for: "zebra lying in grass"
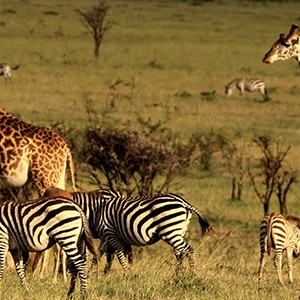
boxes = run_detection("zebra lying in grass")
[225,78,269,101]
[0,63,19,82]
[257,212,300,288]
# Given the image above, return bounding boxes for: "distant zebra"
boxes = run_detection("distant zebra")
[257,212,300,288]
[0,63,19,82]
[72,190,213,274]
[225,78,268,100]
[0,196,98,299]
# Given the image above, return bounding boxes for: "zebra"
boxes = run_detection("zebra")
[224,78,269,101]
[257,212,300,288]
[71,190,213,274]
[0,63,19,82]
[34,188,133,276]
[0,195,98,299]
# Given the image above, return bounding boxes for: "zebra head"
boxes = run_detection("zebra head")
[263,24,300,66]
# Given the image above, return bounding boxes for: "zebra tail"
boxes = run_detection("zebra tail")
[67,148,77,192]
[192,208,213,235]
[266,212,274,256]
[82,213,99,259]
[12,65,20,70]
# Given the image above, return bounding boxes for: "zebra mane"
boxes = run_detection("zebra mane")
[286,215,300,228]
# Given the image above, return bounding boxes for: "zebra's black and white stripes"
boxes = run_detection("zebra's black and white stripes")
[72,190,212,274]
[257,212,300,287]
[225,78,268,100]
[0,196,98,299]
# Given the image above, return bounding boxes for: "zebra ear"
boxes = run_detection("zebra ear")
[286,24,299,43]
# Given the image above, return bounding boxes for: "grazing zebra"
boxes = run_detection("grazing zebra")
[263,24,300,66]
[0,195,98,299]
[0,63,19,82]
[257,212,300,288]
[36,188,133,275]
[225,78,268,101]
[71,190,213,274]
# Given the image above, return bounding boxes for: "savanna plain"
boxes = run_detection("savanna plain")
[1,0,300,299]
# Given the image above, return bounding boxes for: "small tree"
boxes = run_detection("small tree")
[275,169,297,216]
[248,135,291,215]
[75,2,111,60]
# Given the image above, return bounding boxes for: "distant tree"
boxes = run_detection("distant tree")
[275,168,297,216]
[248,135,291,215]
[75,2,111,60]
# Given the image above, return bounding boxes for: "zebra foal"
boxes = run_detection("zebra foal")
[225,78,268,101]
[72,190,213,274]
[257,212,300,288]
[0,196,98,299]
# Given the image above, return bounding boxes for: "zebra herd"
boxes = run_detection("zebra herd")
[0,187,213,299]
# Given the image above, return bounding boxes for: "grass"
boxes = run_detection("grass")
[2,0,300,298]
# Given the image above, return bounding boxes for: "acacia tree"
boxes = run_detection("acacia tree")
[248,136,291,215]
[75,2,111,60]
[80,127,193,196]
[275,169,297,216]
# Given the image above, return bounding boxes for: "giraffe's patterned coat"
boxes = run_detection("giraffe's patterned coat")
[0,109,76,196]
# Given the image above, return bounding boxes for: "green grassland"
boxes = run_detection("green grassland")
[1,0,300,299]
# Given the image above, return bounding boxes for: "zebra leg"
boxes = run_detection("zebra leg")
[115,250,128,273]
[10,249,29,291]
[286,248,294,285]
[0,243,9,283]
[67,258,77,300]
[187,246,196,274]
[274,249,284,285]
[89,239,106,276]
[174,249,184,275]
[104,250,114,274]
[257,251,267,289]
[66,243,88,300]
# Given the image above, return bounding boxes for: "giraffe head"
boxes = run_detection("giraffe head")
[263,24,300,65]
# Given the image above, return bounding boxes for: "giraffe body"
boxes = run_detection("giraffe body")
[0,108,76,195]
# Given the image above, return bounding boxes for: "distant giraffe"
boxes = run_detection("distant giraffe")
[263,24,300,66]
[0,108,77,280]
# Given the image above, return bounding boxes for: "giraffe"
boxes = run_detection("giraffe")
[263,24,300,66]
[0,108,76,280]
[0,108,76,195]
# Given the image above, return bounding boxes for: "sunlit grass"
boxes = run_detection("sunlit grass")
[1,0,300,298]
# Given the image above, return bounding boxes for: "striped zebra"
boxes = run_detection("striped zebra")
[225,78,268,101]
[0,63,19,82]
[257,212,300,288]
[37,188,132,275]
[71,190,213,274]
[0,195,98,299]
